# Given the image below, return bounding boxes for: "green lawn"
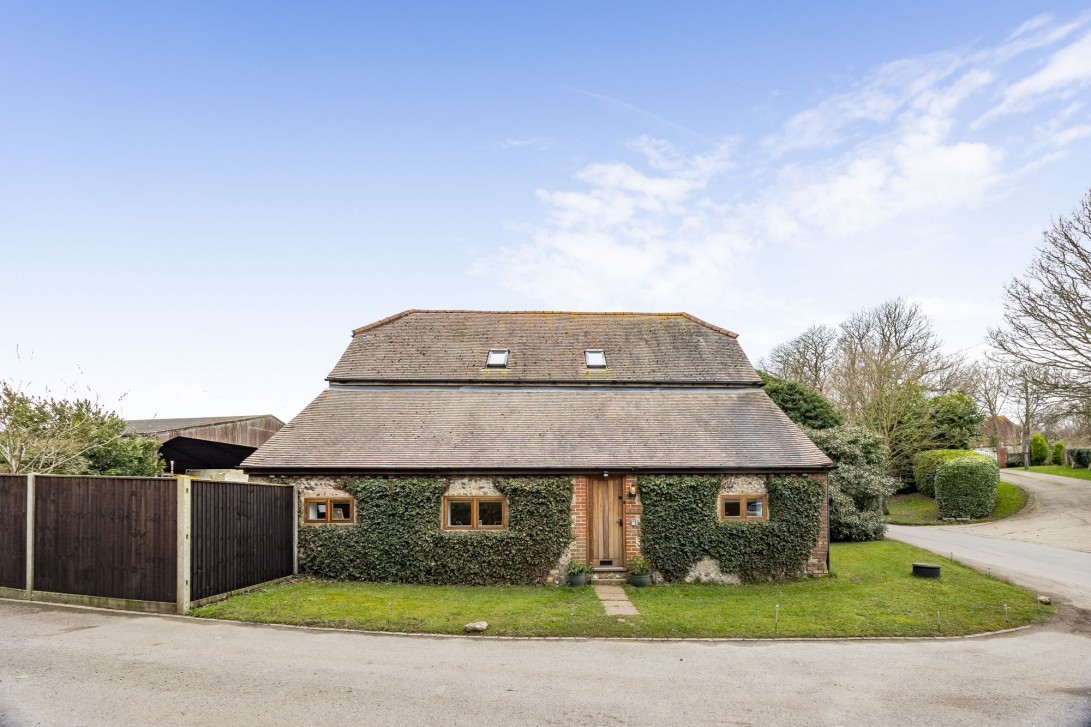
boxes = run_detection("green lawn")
[191,541,1049,638]
[1021,465,1091,481]
[887,480,1027,525]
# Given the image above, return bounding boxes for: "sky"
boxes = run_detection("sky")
[2,2,1091,422]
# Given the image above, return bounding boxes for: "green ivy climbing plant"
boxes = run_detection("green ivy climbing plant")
[638,475,824,583]
[297,477,573,585]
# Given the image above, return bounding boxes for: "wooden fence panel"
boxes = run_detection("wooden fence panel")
[0,475,28,590]
[191,481,294,601]
[34,476,177,603]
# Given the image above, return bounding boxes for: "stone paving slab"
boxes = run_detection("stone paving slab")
[594,584,639,616]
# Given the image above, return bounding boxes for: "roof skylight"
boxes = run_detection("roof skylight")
[486,349,509,368]
[585,349,607,368]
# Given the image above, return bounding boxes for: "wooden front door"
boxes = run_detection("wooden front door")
[588,476,624,567]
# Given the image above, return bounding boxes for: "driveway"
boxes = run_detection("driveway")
[888,469,1091,609]
[0,600,1089,727]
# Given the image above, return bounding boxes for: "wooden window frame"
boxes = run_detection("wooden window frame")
[303,497,356,525]
[718,493,769,522]
[442,495,508,531]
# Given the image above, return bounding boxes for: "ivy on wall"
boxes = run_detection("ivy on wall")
[297,477,572,585]
[638,475,823,583]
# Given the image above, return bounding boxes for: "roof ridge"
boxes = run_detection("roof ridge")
[351,310,738,338]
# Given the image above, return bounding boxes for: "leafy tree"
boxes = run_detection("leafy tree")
[758,371,843,429]
[0,381,164,475]
[927,392,984,450]
[1030,433,1049,466]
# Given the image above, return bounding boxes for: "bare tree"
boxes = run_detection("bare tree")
[969,357,1011,448]
[760,324,839,393]
[1007,364,1050,471]
[990,190,1091,410]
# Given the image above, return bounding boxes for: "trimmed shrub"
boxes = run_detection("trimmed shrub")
[1030,433,1049,466]
[935,457,1000,519]
[638,475,823,582]
[913,449,989,497]
[297,476,572,585]
[1051,441,1065,466]
[1006,451,1025,468]
[1069,448,1091,468]
[758,371,843,430]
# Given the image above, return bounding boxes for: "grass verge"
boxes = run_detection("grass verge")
[1018,465,1091,481]
[887,480,1027,525]
[191,541,1049,638]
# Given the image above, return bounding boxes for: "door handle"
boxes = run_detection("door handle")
[617,519,623,526]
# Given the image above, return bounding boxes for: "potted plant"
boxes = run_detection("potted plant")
[567,561,592,587]
[627,557,652,587]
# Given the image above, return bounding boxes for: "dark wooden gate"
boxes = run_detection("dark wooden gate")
[190,480,294,602]
[33,476,177,603]
[0,475,27,590]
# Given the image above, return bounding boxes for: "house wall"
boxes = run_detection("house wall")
[263,471,829,583]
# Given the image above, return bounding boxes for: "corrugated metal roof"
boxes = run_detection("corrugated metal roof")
[242,388,832,472]
[327,310,762,385]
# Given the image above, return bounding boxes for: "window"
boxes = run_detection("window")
[304,497,355,524]
[585,349,607,368]
[443,496,508,530]
[719,494,768,521]
[485,349,509,368]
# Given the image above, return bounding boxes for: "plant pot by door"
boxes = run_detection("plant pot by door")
[628,573,651,587]
[569,572,588,587]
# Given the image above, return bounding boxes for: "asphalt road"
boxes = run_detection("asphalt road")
[888,469,1091,609]
[1,600,1089,727]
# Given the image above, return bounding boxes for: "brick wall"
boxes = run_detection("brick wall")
[804,472,829,576]
[570,476,588,566]
[623,474,643,564]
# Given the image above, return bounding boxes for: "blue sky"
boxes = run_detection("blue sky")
[2,2,1091,421]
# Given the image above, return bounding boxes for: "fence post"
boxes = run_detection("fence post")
[291,483,299,576]
[176,476,192,614]
[25,473,35,598]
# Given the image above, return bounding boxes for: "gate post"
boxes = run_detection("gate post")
[25,473,35,597]
[176,476,192,614]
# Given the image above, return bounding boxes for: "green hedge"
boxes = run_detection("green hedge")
[913,449,989,497]
[638,475,823,583]
[1051,441,1065,465]
[298,477,572,585]
[935,457,999,519]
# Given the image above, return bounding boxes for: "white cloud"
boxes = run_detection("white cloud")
[980,29,1091,121]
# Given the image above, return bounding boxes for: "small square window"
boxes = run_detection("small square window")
[746,499,764,518]
[486,349,509,368]
[447,499,473,528]
[719,494,768,522]
[722,498,741,518]
[585,349,607,368]
[304,498,355,524]
[477,499,505,528]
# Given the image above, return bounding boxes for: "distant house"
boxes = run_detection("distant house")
[126,415,284,474]
[243,310,833,582]
[977,415,1022,450]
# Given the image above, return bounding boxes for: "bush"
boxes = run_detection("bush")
[298,477,572,585]
[913,449,989,497]
[935,457,1000,519]
[638,475,823,582]
[1030,434,1049,466]
[758,372,843,429]
[1069,448,1091,468]
[927,393,985,450]
[805,426,895,542]
[1006,451,1025,468]
[1051,441,1065,465]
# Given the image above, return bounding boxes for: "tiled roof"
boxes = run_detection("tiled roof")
[242,388,833,472]
[327,310,762,385]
